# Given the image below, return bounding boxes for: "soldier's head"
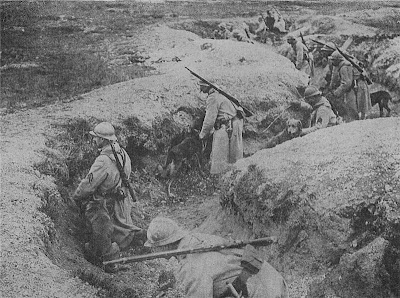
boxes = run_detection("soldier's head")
[89,122,117,148]
[198,80,212,94]
[286,35,296,45]
[304,86,322,106]
[321,42,335,57]
[145,217,188,256]
[329,50,344,66]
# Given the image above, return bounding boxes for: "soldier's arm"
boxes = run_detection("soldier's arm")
[333,65,353,97]
[73,156,108,201]
[199,96,219,139]
[295,43,304,69]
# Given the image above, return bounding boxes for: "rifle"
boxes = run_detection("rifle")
[311,39,356,60]
[335,46,373,85]
[300,32,314,77]
[103,236,277,265]
[185,67,254,117]
[110,142,137,202]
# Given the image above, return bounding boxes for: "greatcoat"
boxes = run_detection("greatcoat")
[74,143,141,259]
[199,90,243,174]
[330,60,371,121]
[175,232,289,298]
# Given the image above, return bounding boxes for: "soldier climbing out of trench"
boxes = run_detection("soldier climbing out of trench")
[284,35,314,80]
[144,216,289,298]
[71,122,147,273]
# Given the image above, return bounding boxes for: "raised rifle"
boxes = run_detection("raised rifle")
[300,32,314,76]
[110,142,137,202]
[185,67,254,117]
[335,46,373,85]
[103,236,277,265]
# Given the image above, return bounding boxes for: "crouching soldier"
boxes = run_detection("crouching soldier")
[72,122,147,273]
[145,216,289,298]
[291,86,339,136]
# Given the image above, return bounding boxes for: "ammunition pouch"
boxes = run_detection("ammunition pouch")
[218,245,263,298]
[214,118,231,131]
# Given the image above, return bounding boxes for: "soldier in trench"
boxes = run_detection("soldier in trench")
[284,35,313,79]
[72,122,147,273]
[145,216,289,298]
[198,80,244,175]
[326,50,372,121]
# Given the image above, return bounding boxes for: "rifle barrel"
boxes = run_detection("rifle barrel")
[103,236,277,265]
[185,67,254,117]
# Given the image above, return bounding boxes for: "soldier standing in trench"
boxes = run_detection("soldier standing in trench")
[198,80,244,175]
[144,216,289,298]
[72,122,147,273]
[326,50,371,121]
[285,36,313,79]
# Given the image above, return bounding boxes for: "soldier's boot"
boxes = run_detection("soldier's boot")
[102,242,130,274]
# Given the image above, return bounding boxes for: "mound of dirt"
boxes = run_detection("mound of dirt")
[219,117,400,297]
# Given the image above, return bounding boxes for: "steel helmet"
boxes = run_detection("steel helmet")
[286,35,296,42]
[89,122,117,141]
[304,86,322,99]
[144,217,188,247]
[321,42,335,52]
[330,50,344,61]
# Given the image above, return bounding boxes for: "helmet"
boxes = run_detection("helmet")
[218,22,226,29]
[144,217,188,247]
[304,86,322,99]
[321,42,335,52]
[286,35,296,42]
[198,80,210,87]
[330,50,344,61]
[89,122,117,141]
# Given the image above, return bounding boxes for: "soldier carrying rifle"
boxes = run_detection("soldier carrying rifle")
[127,216,289,298]
[71,122,147,273]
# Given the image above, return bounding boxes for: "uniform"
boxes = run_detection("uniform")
[199,89,243,174]
[286,38,313,77]
[176,233,288,298]
[299,97,338,136]
[329,60,371,121]
[74,142,141,262]
[144,217,289,298]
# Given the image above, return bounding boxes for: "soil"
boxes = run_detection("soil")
[1,1,400,298]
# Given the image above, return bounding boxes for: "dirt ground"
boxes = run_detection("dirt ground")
[1,1,400,298]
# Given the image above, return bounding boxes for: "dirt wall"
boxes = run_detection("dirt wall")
[220,117,400,297]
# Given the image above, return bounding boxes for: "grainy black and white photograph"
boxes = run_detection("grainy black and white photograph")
[1,0,400,297]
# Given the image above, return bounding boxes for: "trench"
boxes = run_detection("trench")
[32,113,220,297]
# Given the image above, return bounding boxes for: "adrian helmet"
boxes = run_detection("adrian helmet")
[304,86,322,99]
[321,42,335,52]
[144,217,188,247]
[89,122,117,141]
[330,50,344,61]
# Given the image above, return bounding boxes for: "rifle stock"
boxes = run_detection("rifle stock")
[103,236,277,265]
[185,67,254,117]
[110,142,137,202]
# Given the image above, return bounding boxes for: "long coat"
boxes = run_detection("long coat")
[199,90,243,174]
[176,233,289,298]
[286,40,313,77]
[74,143,140,258]
[330,60,371,120]
[299,97,338,135]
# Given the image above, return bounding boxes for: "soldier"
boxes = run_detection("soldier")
[198,80,244,175]
[285,36,313,78]
[291,86,339,135]
[72,122,147,273]
[327,50,371,121]
[145,217,289,298]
